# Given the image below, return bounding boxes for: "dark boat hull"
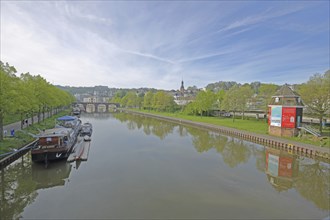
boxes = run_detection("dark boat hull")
[31,147,72,163]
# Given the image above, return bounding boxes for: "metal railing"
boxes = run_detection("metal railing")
[299,124,321,137]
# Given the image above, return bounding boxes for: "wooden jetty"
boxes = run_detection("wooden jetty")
[67,136,91,162]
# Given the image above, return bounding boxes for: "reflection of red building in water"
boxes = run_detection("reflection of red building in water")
[265,148,299,191]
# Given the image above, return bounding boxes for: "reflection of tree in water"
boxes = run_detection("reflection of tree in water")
[150,121,175,140]
[0,156,37,219]
[262,148,330,211]
[0,156,73,219]
[112,113,176,140]
[112,113,330,211]
[115,113,252,168]
[222,138,251,168]
[186,127,251,168]
[212,132,228,154]
[186,127,214,153]
[253,147,266,173]
[294,161,330,210]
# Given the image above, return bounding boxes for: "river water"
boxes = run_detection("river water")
[1,113,329,219]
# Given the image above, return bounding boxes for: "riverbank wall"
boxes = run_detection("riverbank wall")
[124,109,330,162]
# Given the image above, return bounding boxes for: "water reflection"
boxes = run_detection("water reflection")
[114,113,177,140]
[1,113,329,219]
[31,161,72,190]
[295,159,330,210]
[265,148,330,210]
[113,112,330,211]
[0,156,37,219]
[0,156,72,219]
[265,148,299,191]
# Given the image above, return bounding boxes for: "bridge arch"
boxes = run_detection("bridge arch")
[74,102,120,113]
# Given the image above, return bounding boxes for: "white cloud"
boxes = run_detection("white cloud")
[1,1,329,90]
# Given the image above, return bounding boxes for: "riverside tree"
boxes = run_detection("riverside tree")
[143,91,154,111]
[0,61,75,141]
[194,90,216,117]
[237,84,253,119]
[223,85,241,122]
[298,70,330,133]
[0,62,21,140]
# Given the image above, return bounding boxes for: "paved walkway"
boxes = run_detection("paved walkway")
[3,114,51,137]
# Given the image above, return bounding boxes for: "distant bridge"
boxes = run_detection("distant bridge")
[74,102,120,113]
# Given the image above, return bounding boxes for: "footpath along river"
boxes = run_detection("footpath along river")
[0,112,329,219]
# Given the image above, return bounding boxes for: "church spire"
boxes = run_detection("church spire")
[180,79,184,95]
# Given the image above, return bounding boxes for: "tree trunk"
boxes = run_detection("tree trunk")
[42,106,45,122]
[31,111,34,125]
[38,109,41,124]
[319,115,323,133]
[0,111,3,141]
[232,111,235,122]
[20,113,23,129]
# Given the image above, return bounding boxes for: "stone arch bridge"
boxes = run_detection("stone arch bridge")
[74,102,120,113]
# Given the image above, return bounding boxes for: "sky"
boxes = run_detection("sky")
[1,1,329,90]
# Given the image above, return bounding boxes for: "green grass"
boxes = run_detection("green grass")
[3,113,22,126]
[0,110,71,155]
[133,109,330,148]
[0,131,35,155]
[137,109,269,133]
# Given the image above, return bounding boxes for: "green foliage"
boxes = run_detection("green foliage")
[143,91,154,111]
[223,85,241,121]
[152,91,176,111]
[206,81,238,92]
[0,110,70,154]
[121,91,142,108]
[193,90,216,116]
[298,70,330,132]
[237,84,254,119]
[223,85,254,120]
[215,90,226,110]
[258,83,279,110]
[0,61,75,141]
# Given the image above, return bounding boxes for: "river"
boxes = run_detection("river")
[1,112,329,219]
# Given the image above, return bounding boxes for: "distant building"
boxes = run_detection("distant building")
[174,79,195,106]
[83,96,98,103]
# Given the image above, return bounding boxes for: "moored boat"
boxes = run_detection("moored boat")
[56,115,82,137]
[83,135,91,141]
[72,107,81,116]
[80,122,92,137]
[31,127,77,163]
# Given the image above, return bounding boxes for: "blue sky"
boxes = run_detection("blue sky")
[1,1,329,90]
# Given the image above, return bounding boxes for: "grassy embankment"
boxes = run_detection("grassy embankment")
[134,109,330,148]
[0,111,70,155]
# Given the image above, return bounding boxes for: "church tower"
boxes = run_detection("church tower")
[180,80,185,96]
